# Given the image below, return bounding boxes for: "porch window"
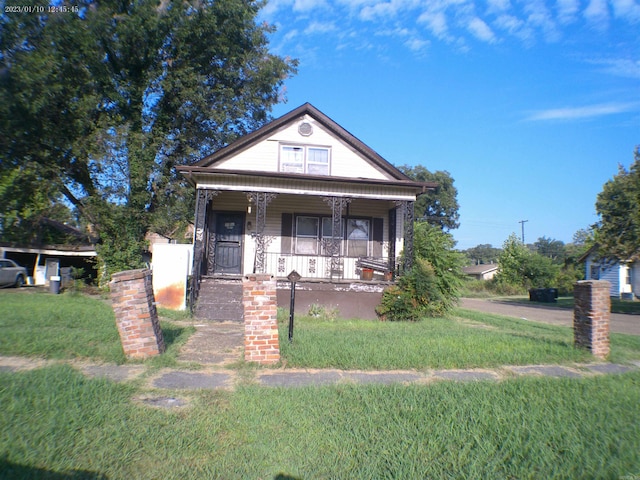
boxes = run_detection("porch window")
[280,145,330,175]
[294,215,370,257]
[295,216,319,254]
[346,219,370,257]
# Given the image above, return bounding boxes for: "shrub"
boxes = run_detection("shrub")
[377,258,452,321]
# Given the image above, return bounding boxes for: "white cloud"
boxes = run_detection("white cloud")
[493,13,534,43]
[486,0,511,14]
[304,21,337,34]
[293,0,328,11]
[556,0,580,24]
[523,0,559,41]
[610,0,640,22]
[468,17,497,43]
[418,10,450,39]
[584,0,610,27]
[405,37,430,52]
[526,102,638,121]
[592,58,640,79]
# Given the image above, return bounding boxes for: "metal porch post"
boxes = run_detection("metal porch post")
[247,192,277,273]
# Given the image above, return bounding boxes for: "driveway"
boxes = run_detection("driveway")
[459,298,640,336]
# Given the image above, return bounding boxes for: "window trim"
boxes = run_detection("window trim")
[279,144,331,176]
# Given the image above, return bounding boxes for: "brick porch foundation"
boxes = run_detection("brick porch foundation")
[243,274,280,364]
[110,268,165,359]
[573,280,610,359]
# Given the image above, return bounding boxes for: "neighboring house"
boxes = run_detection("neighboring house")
[463,264,498,281]
[177,103,437,319]
[0,243,97,286]
[579,245,636,299]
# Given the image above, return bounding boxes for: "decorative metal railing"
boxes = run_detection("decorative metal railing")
[263,253,397,280]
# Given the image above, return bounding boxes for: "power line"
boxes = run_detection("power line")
[518,220,529,243]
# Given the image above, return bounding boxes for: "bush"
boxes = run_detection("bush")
[377,223,465,321]
[377,258,453,321]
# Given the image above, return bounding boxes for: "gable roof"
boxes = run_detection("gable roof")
[194,103,412,181]
[463,264,499,275]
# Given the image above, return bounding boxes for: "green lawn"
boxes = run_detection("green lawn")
[0,290,194,366]
[279,308,640,369]
[2,290,640,478]
[1,364,639,479]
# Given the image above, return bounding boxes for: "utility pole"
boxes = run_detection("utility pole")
[518,220,528,243]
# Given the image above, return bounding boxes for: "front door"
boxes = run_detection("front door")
[214,213,244,274]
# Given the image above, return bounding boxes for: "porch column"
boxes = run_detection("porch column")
[191,189,218,307]
[247,192,277,273]
[395,200,415,272]
[322,196,351,279]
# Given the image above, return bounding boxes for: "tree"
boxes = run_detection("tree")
[533,236,566,263]
[398,165,460,230]
[377,222,465,320]
[494,234,558,290]
[1,0,297,279]
[462,243,501,265]
[594,147,640,262]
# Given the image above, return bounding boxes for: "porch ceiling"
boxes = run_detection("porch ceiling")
[179,167,434,201]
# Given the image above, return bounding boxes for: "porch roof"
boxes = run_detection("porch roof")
[178,167,436,201]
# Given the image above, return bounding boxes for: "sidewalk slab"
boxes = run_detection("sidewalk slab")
[342,372,423,385]
[153,371,232,390]
[257,371,342,387]
[509,365,582,378]
[586,364,635,375]
[433,370,500,382]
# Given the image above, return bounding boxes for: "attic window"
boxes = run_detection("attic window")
[280,145,330,175]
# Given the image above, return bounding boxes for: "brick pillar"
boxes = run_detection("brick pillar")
[110,268,165,359]
[573,280,610,359]
[243,274,280,365]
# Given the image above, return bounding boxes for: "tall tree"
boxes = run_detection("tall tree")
[533,236,566,263]
[462,243,501,265]
[1,0,297,278]
[398,165,460,230]
[594,147,640,262]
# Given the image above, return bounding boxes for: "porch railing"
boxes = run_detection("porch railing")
[263,253,397,280]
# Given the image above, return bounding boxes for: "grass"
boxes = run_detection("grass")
[0,290,194,366]
[278,307,640,369]
[1,364,639,479]
[1,289,640,478]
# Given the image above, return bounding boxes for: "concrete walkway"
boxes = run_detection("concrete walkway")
[1,355,637,394]
[459,298,640,336]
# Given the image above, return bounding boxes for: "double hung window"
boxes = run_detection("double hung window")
[280,145,330,175]
[294,216,370,256]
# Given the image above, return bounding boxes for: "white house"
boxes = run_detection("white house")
[462,264,498,281]
[177,103,436,318]
[579,245,636,299]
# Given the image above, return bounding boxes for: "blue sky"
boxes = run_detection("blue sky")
[259,0,640,250]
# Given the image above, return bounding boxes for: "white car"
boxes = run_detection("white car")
[0,259,27,288]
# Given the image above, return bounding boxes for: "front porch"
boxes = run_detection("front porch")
[188,188,417,309]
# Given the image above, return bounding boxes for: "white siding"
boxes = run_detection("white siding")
[212,114,395,181]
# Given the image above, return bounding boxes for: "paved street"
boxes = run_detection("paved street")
[459,298,640,336]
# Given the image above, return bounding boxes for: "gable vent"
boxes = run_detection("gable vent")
[298,122,313,136]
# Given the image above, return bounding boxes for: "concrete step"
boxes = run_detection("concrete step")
[195,279,243,322]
